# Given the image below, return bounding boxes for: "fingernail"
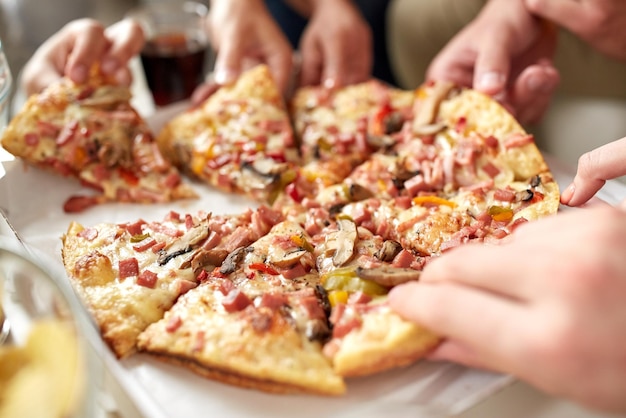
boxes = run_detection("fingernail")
[70,64,88,83]
[527,73,554,93]
[560,183,575,204]
[213,68,237,85]
[323,77,337,90]
[101,57,119,75]
[477,72,505,93]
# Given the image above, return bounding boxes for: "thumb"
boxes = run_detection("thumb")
[473,35,513,96]
[212,37,243,86]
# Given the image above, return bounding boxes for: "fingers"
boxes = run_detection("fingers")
[102,19,145,84]
[62,20,110,84]
[473,34,513,96]
[418,244,534,299]
[212,35,243,86]
[509,61,560,124]
[299,36,323,87]
[524,0,583,32]
[426,41,476,88]
[388,281,526,372]
[560,136,626,206]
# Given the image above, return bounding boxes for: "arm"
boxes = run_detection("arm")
[297,0,373,88]
[427,0,560,124]
[388,206,626,413]
[20,18,144,96]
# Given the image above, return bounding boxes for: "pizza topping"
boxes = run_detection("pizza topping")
[165,315,183,333]
[488,205,514,223]
[118,257,139,279]
[331,217,358,267]
[355,266,421,287]
[322,267,388,297]
[222,289,251,313]
[136,270,158,288]
[77,227,98,241]
[249,262,280,276]
[374,240,403,262]
[504,133,534,149]
[220,246,249,275]
[157,219,210,265]
[133,238,157,252]
[182,248,229,273]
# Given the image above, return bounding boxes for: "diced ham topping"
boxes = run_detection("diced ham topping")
[392,249,416,268]
[119,258,139,279]
[493,188,516,202]
[482,162,501,178]
[136,270,158,288]
[193,331,205,352]
[133,238,157,252]
[56,120,79,146]
[280,262,308,280]
[348,291,371,305]
[25,132,39,146]
[332,315,362,339]
[176,279,197,295]
[125,220,146,236]
[165,315,183,333]
[222,289,251,312]
[504,133,534,149]
[258,292,289,310]
[78,227,98,241]
[298,296,326,320]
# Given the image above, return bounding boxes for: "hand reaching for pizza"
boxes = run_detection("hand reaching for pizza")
[525,0,626,61]
[297,0,373,88]
[388,206,626,413]
[20,18,144,96]
[205,0,293,95]
[426,0,560,125]
[561,135,626,207]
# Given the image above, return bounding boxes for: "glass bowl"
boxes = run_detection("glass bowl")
[0,237,100,418]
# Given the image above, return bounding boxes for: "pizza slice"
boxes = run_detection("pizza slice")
[61,205,283,357]
[137,220,346,395]
[0,67,197,212]
[156,65,300,204]
[290,79,415,167]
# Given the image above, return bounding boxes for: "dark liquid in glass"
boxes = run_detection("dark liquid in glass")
[141,33,207,107]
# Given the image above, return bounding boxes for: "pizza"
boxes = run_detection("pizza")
[0,66,197,212]
[156,65,300,204]
[59,65,560,395]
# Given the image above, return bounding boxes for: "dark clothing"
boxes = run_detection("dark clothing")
[265,0,397,86]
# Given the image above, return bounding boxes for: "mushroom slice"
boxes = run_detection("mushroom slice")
[355,266,421,287]
[413,81,455,129]
[332,217,358,267]
[157,218,211,265]
[270,248,308,268]
[180,248,230,273]
[219,246,249,275]
[347,183,374,202]
[240,157,288,190]
[374,240,403,262]
[412,122,447,136]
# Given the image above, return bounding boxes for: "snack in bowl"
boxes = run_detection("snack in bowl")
[60,65,559,395]
[0,66,197,213]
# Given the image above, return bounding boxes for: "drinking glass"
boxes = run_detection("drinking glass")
[0,39,12,134]
[127,1,212,107]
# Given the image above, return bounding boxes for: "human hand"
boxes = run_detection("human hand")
[525,0,626,61]
[298,0,373,88]
[388,207,626,413]
[20,18,144,96]
[560,136,626,207]
[427,0,560,124]
[203,0,293,98]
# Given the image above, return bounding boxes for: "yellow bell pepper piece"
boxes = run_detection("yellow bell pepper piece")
[488,205,514,222]
[412,195,457,208]
[327,290,349,307]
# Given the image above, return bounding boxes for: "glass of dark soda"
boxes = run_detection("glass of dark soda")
[127,1,212,107]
